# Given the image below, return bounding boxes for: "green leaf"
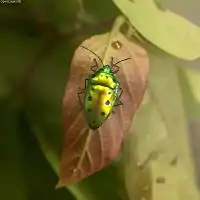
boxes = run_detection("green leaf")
[113,0,200,60]
[178,66,200,184]
[19,112,76,200]
[123,50,200,200]
[0,28,45,106]
[20,0,78,34]
[83,0,119,21]
[179,66,200,119]
[0,103,75,200]
[0,6,20,21]
[178,66,200,189]
[0,26,76,199]
[0,29,44,82]
[0,106,27,200]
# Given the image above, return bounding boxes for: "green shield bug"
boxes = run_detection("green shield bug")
[78,46,131,130]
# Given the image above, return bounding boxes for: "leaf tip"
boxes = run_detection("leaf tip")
[55,181,64,189]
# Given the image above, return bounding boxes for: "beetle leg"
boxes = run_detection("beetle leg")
[110,57,120,74]
[111,88,123,114]
[77,90,85,108]
[114,88,123,107]
[118,87,123,99]
[78,79,88,91]
[112,64,120,74]
[114,101,123,107]
[77,78,88,107]
[91,58,99,72]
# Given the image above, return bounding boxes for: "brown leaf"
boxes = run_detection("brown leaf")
[57,16,149,187]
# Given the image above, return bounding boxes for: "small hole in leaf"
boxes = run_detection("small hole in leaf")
[156,177,165,184]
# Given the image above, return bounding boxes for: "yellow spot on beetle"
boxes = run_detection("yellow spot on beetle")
[92,73,116,88]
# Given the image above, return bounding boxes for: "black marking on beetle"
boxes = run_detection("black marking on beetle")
[112,78,116,82]
[108,91,111,94]
[106,76,108,79]
[88,96,92,101]
[101,111,105,116]
[91,87,95,91]
[105,100,110,105]
[87,108,92,112]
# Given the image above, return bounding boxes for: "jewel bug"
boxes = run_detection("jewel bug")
[78,46,131,130]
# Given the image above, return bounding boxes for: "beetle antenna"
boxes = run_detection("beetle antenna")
[80,46,104,66]
[114,57,131,65]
